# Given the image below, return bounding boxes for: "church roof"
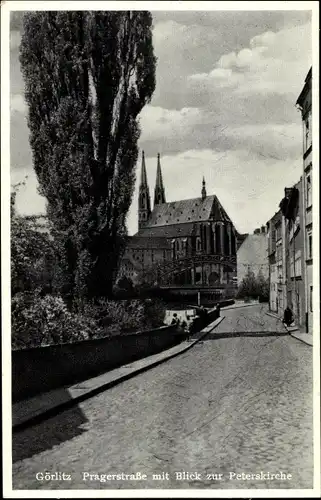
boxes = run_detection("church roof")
[127,235,171,249]
[145,194,232,227]
[136,223,196,239]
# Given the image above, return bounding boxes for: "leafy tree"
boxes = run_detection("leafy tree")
[237,267,269,301]
[11,183,55,295]
[237,268,258,299]
[256,268,269,301]
[20,11,156,303]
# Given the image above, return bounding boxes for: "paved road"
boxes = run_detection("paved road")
[12,305,313,490]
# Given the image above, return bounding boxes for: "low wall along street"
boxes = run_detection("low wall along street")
[12,325,184,403]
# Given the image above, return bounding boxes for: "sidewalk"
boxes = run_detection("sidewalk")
[222,301,260,311]
[265,311,313,347]
[13,315,225,431]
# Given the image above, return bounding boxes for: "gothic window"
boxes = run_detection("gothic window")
[231,230,236,255]
[171,240,175,260]
[224,226,229,255]
[215,225,220,253]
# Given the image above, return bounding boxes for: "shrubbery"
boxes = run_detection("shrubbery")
[11,292,99,349]
[12,292,166,349]
[81,297,166,336]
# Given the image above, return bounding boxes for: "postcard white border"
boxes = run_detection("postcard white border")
[2,1,320,498]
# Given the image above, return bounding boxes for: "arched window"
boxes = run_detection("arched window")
[171,240,176,260]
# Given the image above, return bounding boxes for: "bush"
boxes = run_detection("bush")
[12,292,100,349]
[81,297,166,336]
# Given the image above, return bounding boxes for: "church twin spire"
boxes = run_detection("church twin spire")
[138,151,207,229]
[138,151,165,229]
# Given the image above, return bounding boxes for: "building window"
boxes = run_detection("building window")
[306,175,312,208]
[310,286,313,312]
[308,232,312,259]
[305,113,312,150]
[290,256,294,278]
[294,250,302,277]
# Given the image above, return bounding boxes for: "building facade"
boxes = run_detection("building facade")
[267,181,306,327]
[266,68,313,331]
[119,152,244,291]
[267,211,280,313]
[236,226,269,286]
[279,181,306,328]
[267,210,287,316]
[296,67,313,333]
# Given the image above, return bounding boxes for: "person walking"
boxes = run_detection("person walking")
[283,305,294,327]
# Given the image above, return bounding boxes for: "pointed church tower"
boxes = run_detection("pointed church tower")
[138,151,151,229]
[154,153,166,206]
[201,176,207,200]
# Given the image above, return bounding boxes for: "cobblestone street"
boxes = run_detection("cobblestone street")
[12,305,313,490]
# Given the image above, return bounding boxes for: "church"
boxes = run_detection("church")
[119,152,244,288]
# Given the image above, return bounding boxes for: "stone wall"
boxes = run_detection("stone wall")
[12,325,183,403]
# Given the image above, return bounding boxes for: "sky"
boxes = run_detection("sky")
[10,8,312,235]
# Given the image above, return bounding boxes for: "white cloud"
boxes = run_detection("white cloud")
[139,105,206,143]
[188,22,311,96]
[190,67,245,88]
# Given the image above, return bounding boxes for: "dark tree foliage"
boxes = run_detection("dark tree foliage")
[237,268,269,301]
[20,11,156,303]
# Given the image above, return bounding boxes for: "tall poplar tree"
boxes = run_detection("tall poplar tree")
[20,11,156,302]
